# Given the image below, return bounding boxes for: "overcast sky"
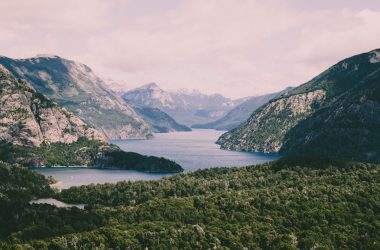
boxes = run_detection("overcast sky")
[1,0,380,98]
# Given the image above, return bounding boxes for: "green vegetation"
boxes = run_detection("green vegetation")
[218,49,380,163]
[0,157,378,249]
[0,138,183,173]
[0,138,102,167]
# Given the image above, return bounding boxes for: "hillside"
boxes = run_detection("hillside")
[0,55,152,139]
[0,67,183,172]
[0,66,105,146]
[123,83,242,126]
[217,49,380,163]
[193,87,292,130]
[133,106,191,133]
[0,157,378,249]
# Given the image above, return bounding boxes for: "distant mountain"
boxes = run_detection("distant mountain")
[0,55,152,140]
[0,66,182,172]
[123,83,242,126]
[193,87,293,130]
[217,48,380,163]
[132,106,191,133]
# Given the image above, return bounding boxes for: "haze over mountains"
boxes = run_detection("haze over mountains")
[218,48,380,163]
[123,83,253,126]
[193,87,293,130]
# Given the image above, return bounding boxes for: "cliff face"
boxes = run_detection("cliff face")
[217,48,380,162]
[217,90,326,152]
[0,67,104,147]
[0,55,152,139]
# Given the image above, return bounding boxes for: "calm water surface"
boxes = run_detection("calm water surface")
[34,129,280,188]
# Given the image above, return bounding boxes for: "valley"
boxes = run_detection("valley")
[1,2,379,247]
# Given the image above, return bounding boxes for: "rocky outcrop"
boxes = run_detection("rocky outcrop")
[0,68,104,147]
[217,48,380,163]
[0,55,152,140]
[217,90,326,152]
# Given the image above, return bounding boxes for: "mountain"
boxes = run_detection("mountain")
[0,67,182,172]
[123,83,242,126]
[133,106,191,133]
[217,48,380,163]
[0,55,152,140]
[193,87,293,130]
[0,65,105,146]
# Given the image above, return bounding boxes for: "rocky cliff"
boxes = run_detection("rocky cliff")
[0,55,152,139]
[0,66,104,147]
[217,48,380,162]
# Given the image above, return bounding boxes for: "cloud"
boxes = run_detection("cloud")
[0,0,379,98]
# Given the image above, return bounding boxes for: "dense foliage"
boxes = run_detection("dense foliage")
[0,138,183,173]
[0,157,379,249]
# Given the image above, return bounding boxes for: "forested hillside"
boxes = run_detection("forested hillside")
[1,158,378,249]
[218,49,380,163]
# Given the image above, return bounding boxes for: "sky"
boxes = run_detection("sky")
[1,0,380,98]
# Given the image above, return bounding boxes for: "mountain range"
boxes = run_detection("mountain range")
[217,48,380,163]
[0,65,182,172]
[0,55,152,140]
[122,83,246,126]
[193,87,293,130]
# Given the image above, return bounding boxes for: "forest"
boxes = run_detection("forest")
[0,157,379,249]
[0,138,182,173]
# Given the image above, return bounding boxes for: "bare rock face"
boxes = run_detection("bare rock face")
[0,68,105,147]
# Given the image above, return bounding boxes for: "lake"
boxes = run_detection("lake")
[34,129,280,188]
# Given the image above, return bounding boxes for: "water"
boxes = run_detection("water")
[30,198,85,209]
[113,129,280,171]
[34,129,280,188]
[34,168,170,189]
